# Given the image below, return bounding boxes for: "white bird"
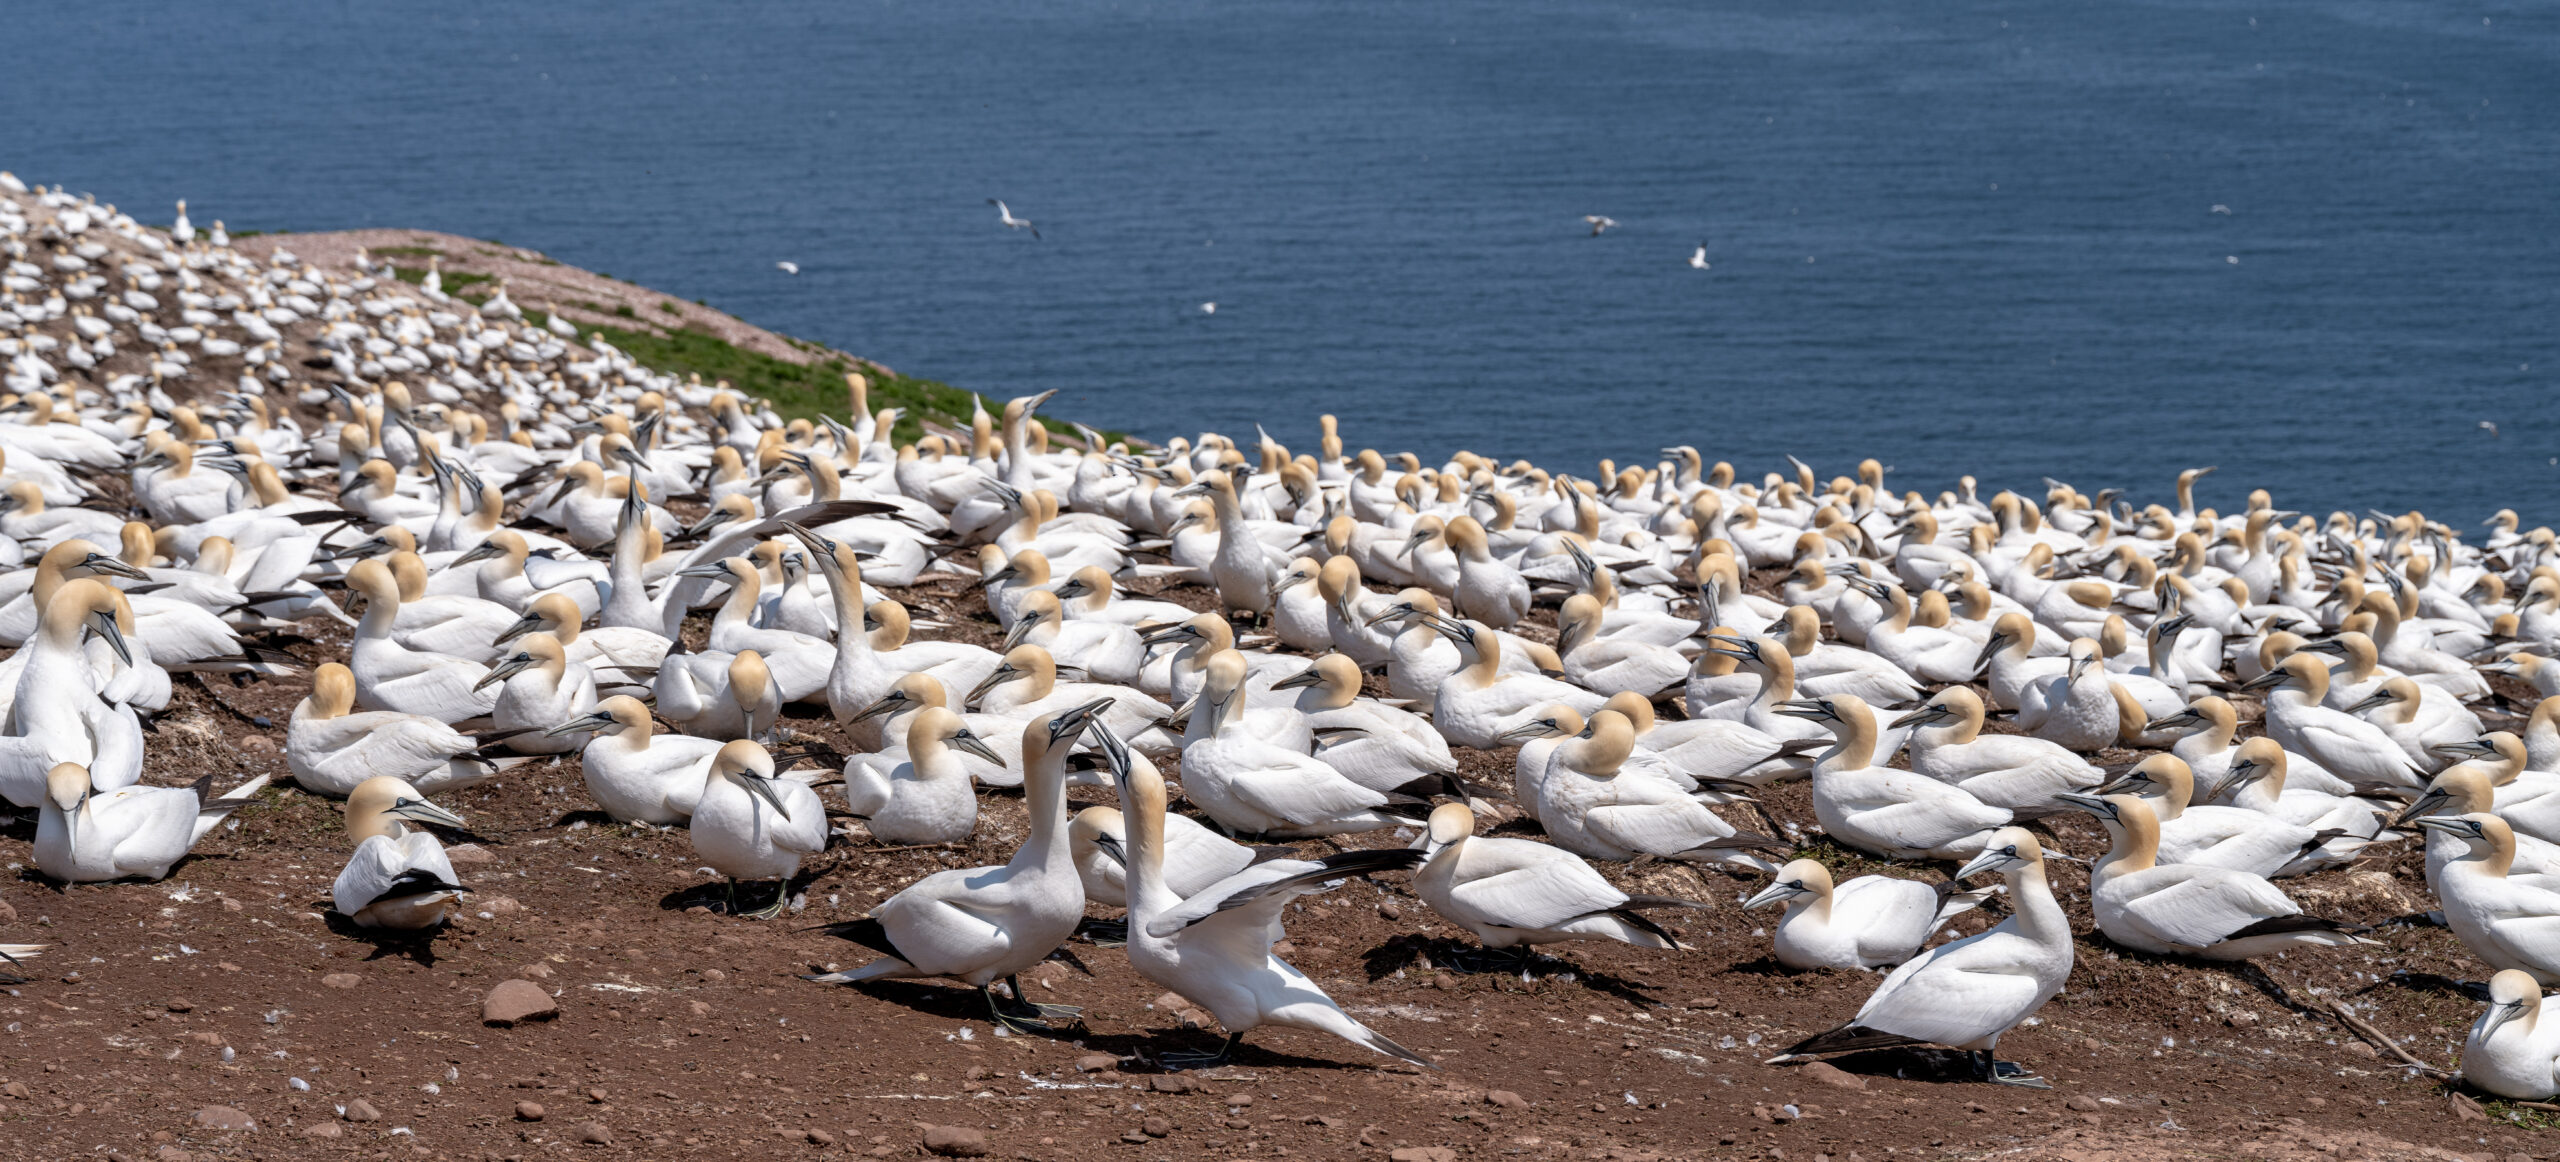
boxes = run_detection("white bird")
[989,199,1041,240]
[1746,858,1995,971]
[1178,653,1411,838]
[1096,721,1433,1069]
[476,634,600,754]
[776,261,800,275]
[344,559,497,722]
[1892,687,2101,814]
[2423,813,2560,985]
[2241,654,2419,790]
[1534,709,1786,869]
[1688,243,1709,270]
[1584,215,1619,236]
[1784,695,2009,861]
[805,704,1107,1030]
[2464,969,2560,1100]
[1414,802,1707,970]
[1773,828,2072,1088]
[35,762,267,883]
[331,776,471,930]
[688,740,827,918]
[2063,793,2370,960]
[287,663,512,796]
[552,696,726,825]
[1200,302,1216,315]
[2099,753,2357,878]
[844,673,1024,787]
[0,579,145,807]
[844,704,1011,846]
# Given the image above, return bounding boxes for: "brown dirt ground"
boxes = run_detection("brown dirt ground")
[1,555,2553,1162]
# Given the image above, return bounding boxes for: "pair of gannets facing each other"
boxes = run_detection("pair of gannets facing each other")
[331,776,471,929]
[846,672,1024,786]
[2098,754,2370,878]
[2060,793,2372,960]
[2239,654,2421,790]
[2394,748,2560,895]
[35,762,269,883]
[1097,720,1434,1068]
[344,558,499,722]
[288,662,524,795]
[1745,858,1998,971]
[1892,686,2101,814]
[1773,829,2069,1088]
[1414,802,1710,971]
[806,703,1111,1032]
[1270,652,1458,794]
[0,578,145,807]
[2465,969,2560,1100]
[1532,708,1787,871]
[1783,694,2010,860]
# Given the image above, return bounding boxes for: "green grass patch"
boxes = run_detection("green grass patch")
[390,265,491,294]
[373,245,440,258]
[659,301,682,315]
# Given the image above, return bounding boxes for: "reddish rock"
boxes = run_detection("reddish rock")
[343,1098,381,1122]
[483,979,558,1026]
[191,1105,256,1131]
[1486,1089,1527,1109]
[301,1122,342,1139]
[1140,1116,1172,1138]
[576,1121,612,1145]
[320,973,362,991]
[1797,1061,1867,1091]
[1389,1148,1456,1162]
[515,1101,546,1122]
[1073,1053,1118,1073]
[922,1124,988,1157]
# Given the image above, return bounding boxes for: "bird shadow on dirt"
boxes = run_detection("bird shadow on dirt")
[319,908,446,967]
[1361,933,1665,1007]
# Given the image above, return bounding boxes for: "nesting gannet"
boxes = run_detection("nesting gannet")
[0,579,144,807]
[1416,802,1707,969]
[1180,652,1412,838]
[476,633,600,754]
[2016,639,2122,753]
[2100,753,2357,878]
[845,673,1025,786]
[808,703,1108,1031]
[1095,721,1432,1068]
[1422,614,1606,749]
[1535,708,1785,869]
[1269,653,1458,795]
[35,762,268,883]
[2063,793,2369,960]
[331,776,470,930]
[1784,695,2009,860]
[287,662,513,795]
[2463,970,2560,1100]
[844,705,1011,845]
[688,740,827,918]
[2424,814,2560,984]
[1774,828,2070,1088]
[2217,738,2392,853]
[2240,654,2419,790]
[551,696,726,825]
[344,559,498,722]
[1746,858,1995,971]
[1893,687,2101,813]
[2396,756,2560,896]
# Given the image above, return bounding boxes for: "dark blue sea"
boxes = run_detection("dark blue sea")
[7,1,2556,524]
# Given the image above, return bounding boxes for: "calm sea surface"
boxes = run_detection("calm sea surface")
[6,1,2555,523]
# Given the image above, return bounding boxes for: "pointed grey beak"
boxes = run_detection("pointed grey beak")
[742,773,792,821]
[2391,788,2452,828]
[950,729,1006,765]
[493,612,541,648]
[2055,792,2113,817]
[88,609,134,667]
[1889,704,1948,729]
[390,797,469,830]
[474,651,538,691]
[81,553,151,581]
[849,691,913,725]
[1271,668,1325,692]
[545,711,616,737]
[453,541,505,567]
[966,666,1023,707]
[1742,881,1805,910]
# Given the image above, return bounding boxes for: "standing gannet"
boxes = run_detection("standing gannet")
[1773,828,2071,1088]
[35,762,268,883]
[0,579,145,807]
[2463,970,2560,1099]
[2062,793,2369,960]
[2240,654,2419,790]
[2422,814,2560,984]
[1746,858,1995,971]
[1892,687,2101,813]
[688,740,827,918]
[1415,802,1707,969]
[844,705,1009,845]
[1534,708,1786,869]
[550,696,725,824]
[331,776,470,930]
[808,704,1103,1027]
[287,662,513,795]
[1180,652,1410,838]
[1783,695,2008,860]
[1094,721,1432,1068]
[786,523,1000,722]
[345,559,498,722]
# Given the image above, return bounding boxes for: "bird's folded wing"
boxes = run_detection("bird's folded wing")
[1448,859,1627,932]
[2118,870,2295,948]
[1581,800,1722,856]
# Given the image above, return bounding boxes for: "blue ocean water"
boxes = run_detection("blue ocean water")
[5,1,2555,524]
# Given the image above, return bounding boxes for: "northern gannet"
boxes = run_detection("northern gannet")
[2464,969,2560,1099]
[688,740,827,918]
[331,776,470,929]
[1415,802,1707,969]
[288,662,513,795]
[1746,857,1995,971]
[2063,793,2370,960]
[36,762,268,883]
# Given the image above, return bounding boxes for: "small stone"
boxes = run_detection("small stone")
[1151,991,1188,1012]
[1377,902,1402,921]
[807,1129,836,1146]
[1797,1061,1866,1091]
[0,899,16,922]
[1073,1053,1118,1073]
[1486,1090,1527,1109]
[1224,1094,1254,1108]
[921,1124,988,1157]
[1149,1075,1192,1094]
[588,1087,608,1103]
[2082,1038,2102,1051]
[1389,1148,1457,1162]
[219,898,242,913]
[2341,1041,2376,1059]
[482,979,558,1026]
[2226,1012,2259,1029]
[164,1000,192,1013]
[701,968,727,983]
[1432,973,1457,991]
[443,843,495,865]
[301,1122,342,1140]
[2065,1096,2100,1112]
[517,962,554,981]
[2448,1092,2487,1123]
[191,1105,256,1131]
[1,1081,28,1099]
[1141,1116,1172,1138]
[515,1100,546,1121]
[343,1098,380,1122]
[576,1121,613,1145]
[688,1000,712,1017]
[156,1149,192,1162]
[321,973,362,991]
[482,896,520,915]
[965,1064,991,1081]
